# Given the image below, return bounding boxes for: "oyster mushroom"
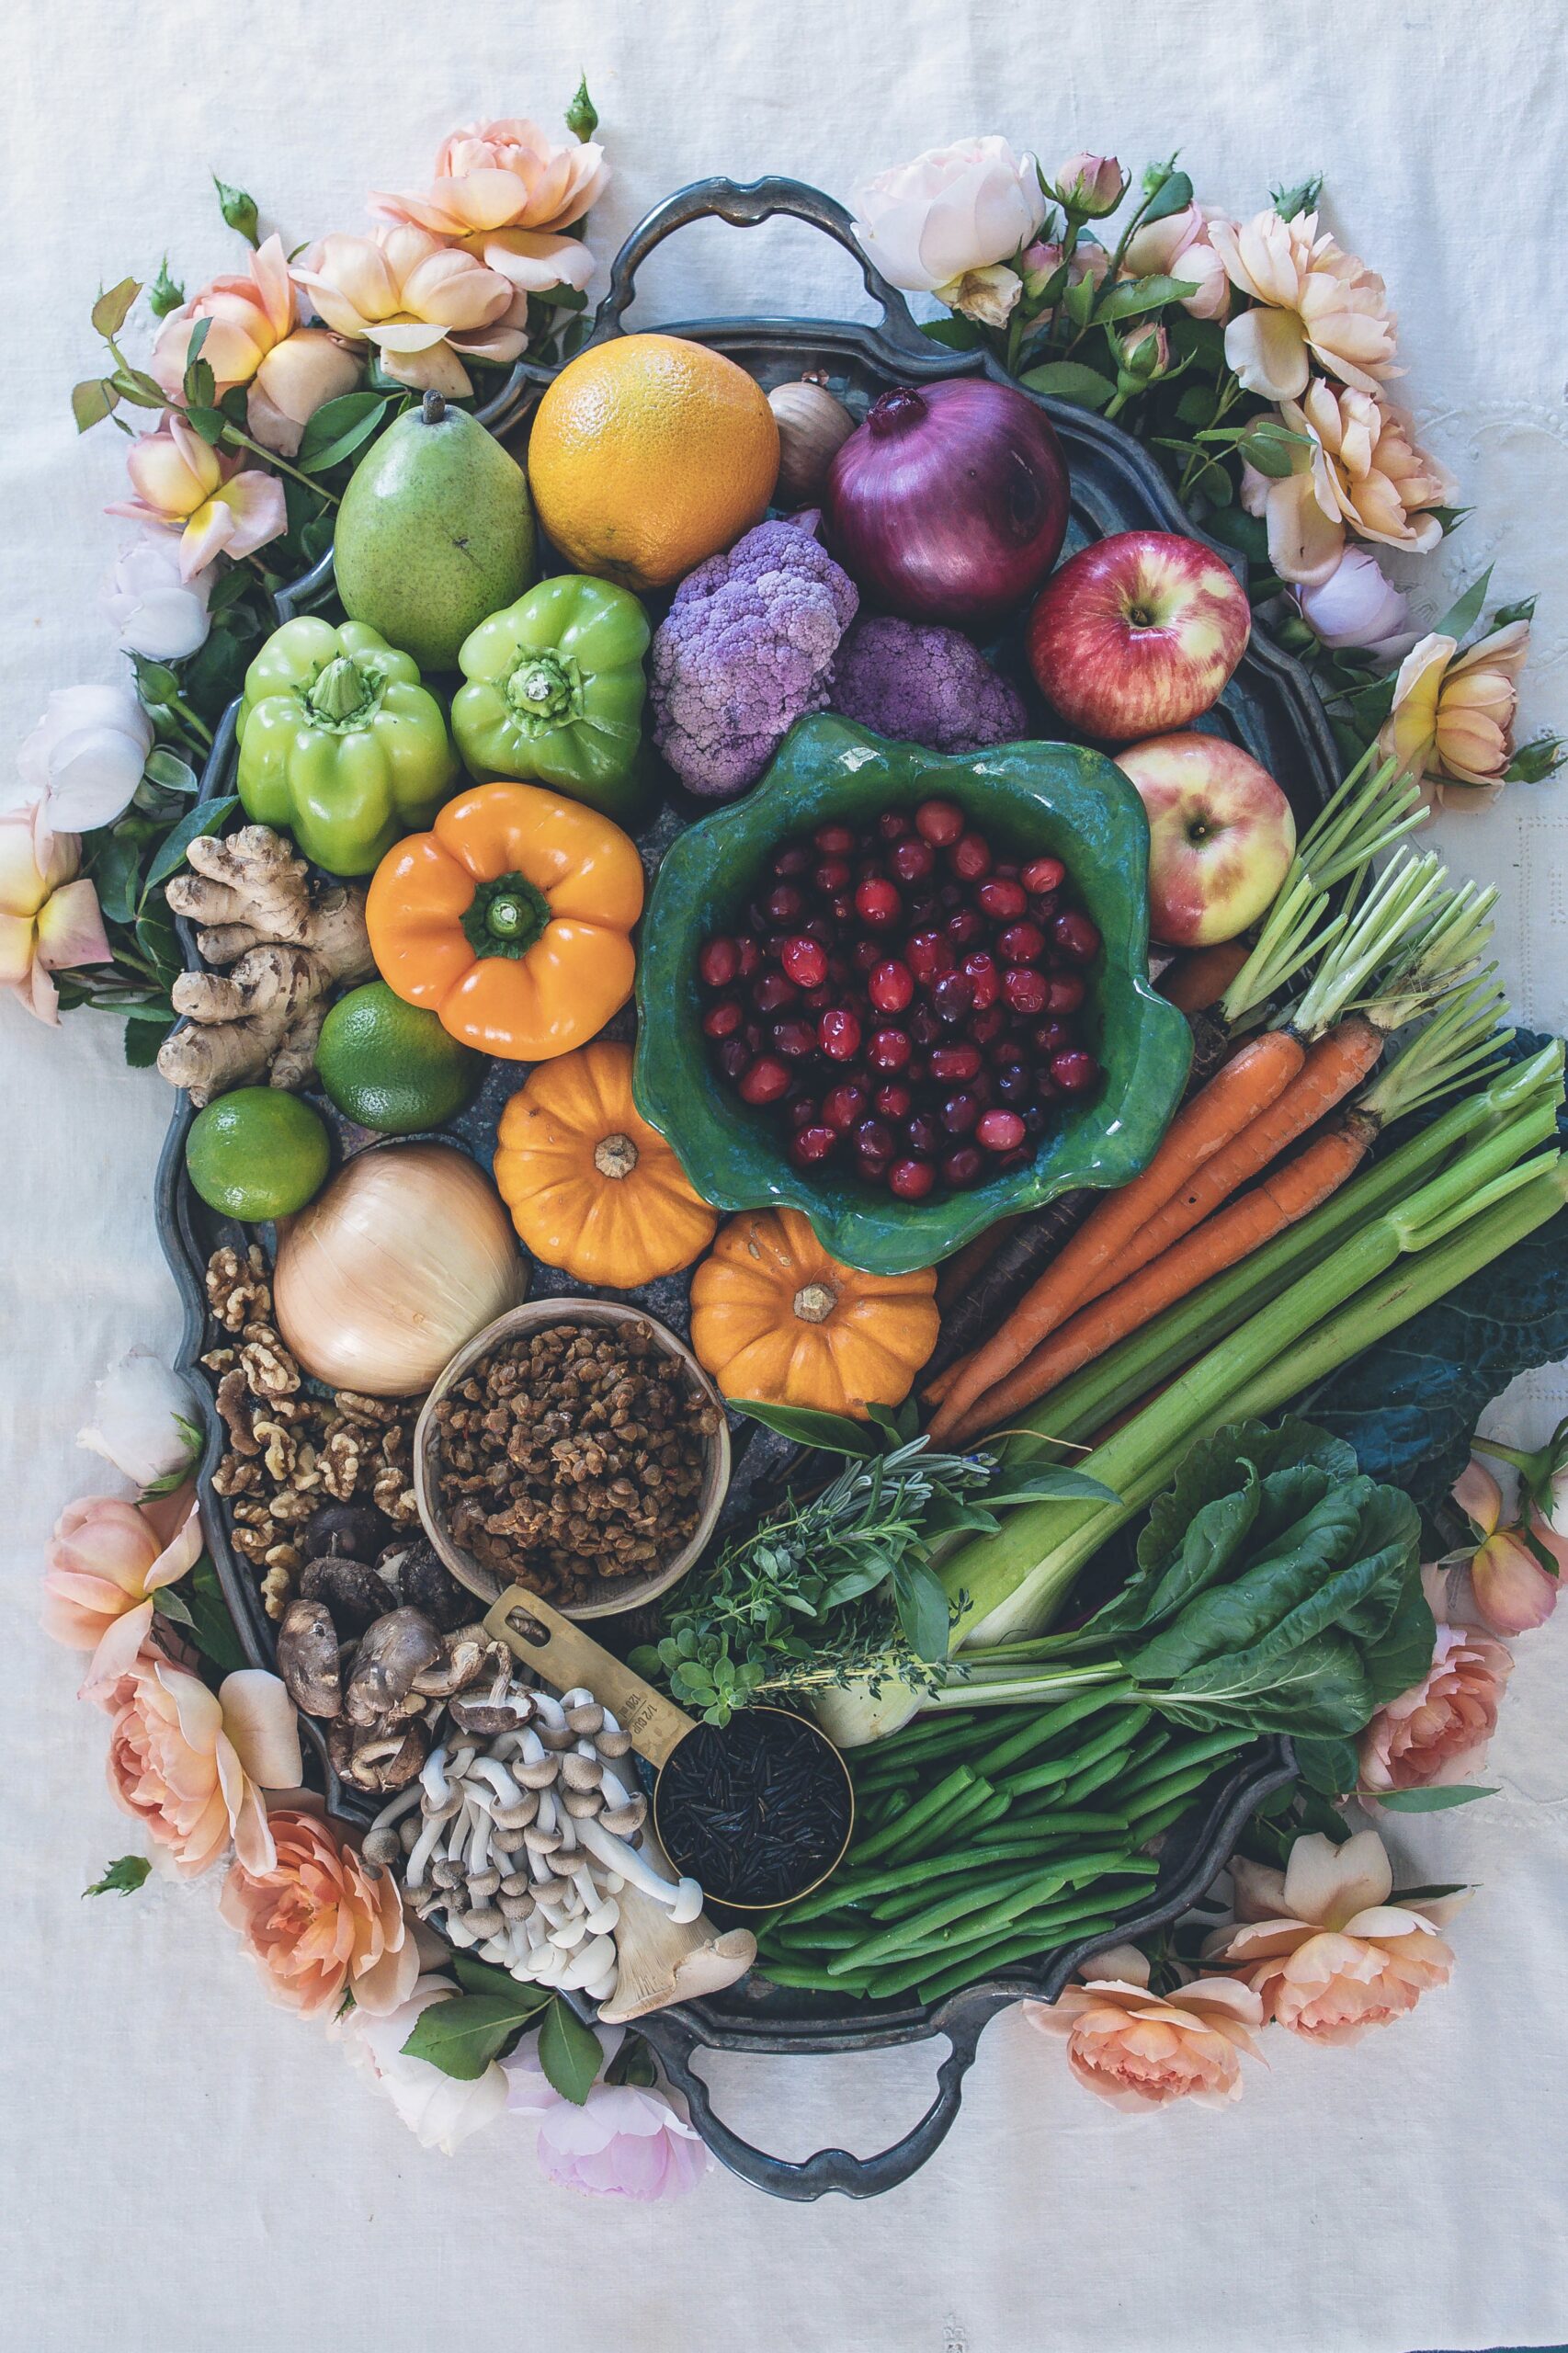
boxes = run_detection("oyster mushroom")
[328,1715,429,1793]
[346,1608,441,1727]
[411,1627,505,1700]
[275,1597,346,1719]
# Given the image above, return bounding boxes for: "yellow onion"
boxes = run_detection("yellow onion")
[273,1142,527,1396]
[767,376,856,506]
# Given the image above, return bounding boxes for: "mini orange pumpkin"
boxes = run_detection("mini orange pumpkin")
[493,1041,719,1287]
[689,1208,939,1417]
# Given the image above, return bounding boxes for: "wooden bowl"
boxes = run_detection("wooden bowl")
[413,1297,732,1620]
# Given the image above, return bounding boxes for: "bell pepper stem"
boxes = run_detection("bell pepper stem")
[462,870,551,961]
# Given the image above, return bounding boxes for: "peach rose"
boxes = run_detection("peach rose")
[1025,1942,1265,2111]
[107,415,285,580]
[1123,203,1232,321]
[43,1483,203,1697]
[1379,623,1532,812]
[1242,384,1451,587]
[1207,1830,1452,2043]
[291,226,528,399]
[100,1651,301,1880]
[1210,208,1399,400]
[148,235,360,461]
[220,1806,418,2019]
[1448,1457,1559,1633]
[1360,1607,1512,1794]
[0,803,112,1024]
[370,117,606,296]
[852,136,1047,296]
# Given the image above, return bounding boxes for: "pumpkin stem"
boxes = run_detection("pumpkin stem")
[792,1280,838,1324]
[594,1131,640,1181]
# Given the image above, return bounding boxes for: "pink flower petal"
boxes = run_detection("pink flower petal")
[35,877,112,970]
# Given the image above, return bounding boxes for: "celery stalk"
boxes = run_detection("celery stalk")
[943,1112,1564,1649]
[1005,1042,1563,1453]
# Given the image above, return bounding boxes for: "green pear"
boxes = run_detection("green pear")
[334,392,537,672]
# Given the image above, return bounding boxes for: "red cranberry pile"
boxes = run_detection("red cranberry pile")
[698,798,1102,1201]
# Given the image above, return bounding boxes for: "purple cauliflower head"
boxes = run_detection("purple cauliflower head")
[649,518,858,798]
[828,616,1028,755]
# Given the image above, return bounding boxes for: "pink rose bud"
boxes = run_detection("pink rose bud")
[1055,152,1127,219]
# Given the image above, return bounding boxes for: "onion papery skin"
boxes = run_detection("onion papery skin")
[824,381,1070,632]
[273,1142,528,1396]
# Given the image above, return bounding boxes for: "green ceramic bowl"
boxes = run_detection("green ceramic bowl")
[632,716,1191,1275]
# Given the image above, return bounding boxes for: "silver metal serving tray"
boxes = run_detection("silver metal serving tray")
[158,176,1321,2199]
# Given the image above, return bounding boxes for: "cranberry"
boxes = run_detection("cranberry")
[985,1030,1023,1067]
[752,971,798,1015]
[1053,909,1101,963]
[906,894,941,931]
[949,831,992,882]
[978,877,1028,920]
[877,808,914,841]
[889,1157,936,1200]
[931,971,974,1026]
[699,936,740,988]
[873,1081,913,1119]
[915,799,965,847]
[890,836,935,884]
[998,920,1047,964]
[929,1042,982,1082]
[765,882,804,926]
[1044,971,1087,1014]
[937,881,964,910]
[734,936,762,980]
[1002,966,1049,1016]
[742,1023,763,1053]
[739,1055,790,1106]
[940,1146,985,1189]
[800,983,833,1012]
[940,1091,980,1137]
[1032,1017,1071,1056]
[995,1062,1033,1105]
[1022,855,1067,895]
[814,823,855,853]
[1022,1105,1049,1138]
[703,1000,743,1040]
[819,1007,863,1062]
[851,938,882,974]
[908,1004,942,1047]
[813,857,852,893]
[977,1108,1026,1152]
[825,893,852,926]
[869,959,915,1013]
[823,1082,868,1132]
[961,949,1000,1009]
[907,931,953,983]
[868,1027,912,1073]
[774,842,813,878]
[970,1070,997,1108]
[1051,1048,1101,1095]
[903,1109,940,1154]
[970,1002,1007,1047]
[717,1038,750,1081]
[774,1017,820,1060]
[854,1117,895,1163]
[994,1146,1031,1173]
[788,1093,821,1129]
[944,907,983,949]
[790,1124,837,1166]
[781,936,828,988]
[856,876,903,928]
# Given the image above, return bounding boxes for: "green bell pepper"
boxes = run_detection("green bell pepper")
[235,617,460,876]
[452,574,651,823]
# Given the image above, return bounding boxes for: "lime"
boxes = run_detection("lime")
[315,981,483,1135]
[186,1088,332,1220]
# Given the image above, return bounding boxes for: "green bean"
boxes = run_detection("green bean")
[906,1871,1156,1966]
[1056,1744,1159,1808]
[1111,1730,1249,1804]
[994,1805,1131,1835]
[757,1959,875,1994]
[828,1865,1073,1975]
[868,1843,1114,1922]
[912,1913,1134,2004]
[1131,1789,1219,1841]
[846,1766,975,1865]
[997,1704,1153,1800]
[960,1682,1139,1777]
[766,1920,867,1951]
[879,1775,996,1860]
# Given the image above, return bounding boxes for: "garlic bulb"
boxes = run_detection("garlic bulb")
[274,1143,527,1395]
[767,377,856,506]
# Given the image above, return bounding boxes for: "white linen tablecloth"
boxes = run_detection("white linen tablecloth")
[4,3,1565,2346]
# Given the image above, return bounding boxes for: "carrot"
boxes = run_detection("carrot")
[1064,1017,1384,1318]
[1156,939,1253,1015]
[937,1216,1020,1312]
[947,1126,1364,1442]
[926,1029,1307,1442]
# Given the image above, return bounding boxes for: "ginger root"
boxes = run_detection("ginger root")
[157,826,375,1105]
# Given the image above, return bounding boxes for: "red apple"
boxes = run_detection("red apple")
[1027,529,1251,741]
[1116,732,1296,948]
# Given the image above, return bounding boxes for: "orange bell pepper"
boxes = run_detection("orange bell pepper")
[366,782,644,1060]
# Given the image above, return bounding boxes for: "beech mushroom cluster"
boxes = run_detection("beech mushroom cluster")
[363,1682,704,2002]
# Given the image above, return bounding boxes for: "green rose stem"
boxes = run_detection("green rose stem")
[461,871,551,961]
[221,422,339,504]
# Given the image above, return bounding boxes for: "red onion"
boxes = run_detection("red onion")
[824,380,1070,632]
